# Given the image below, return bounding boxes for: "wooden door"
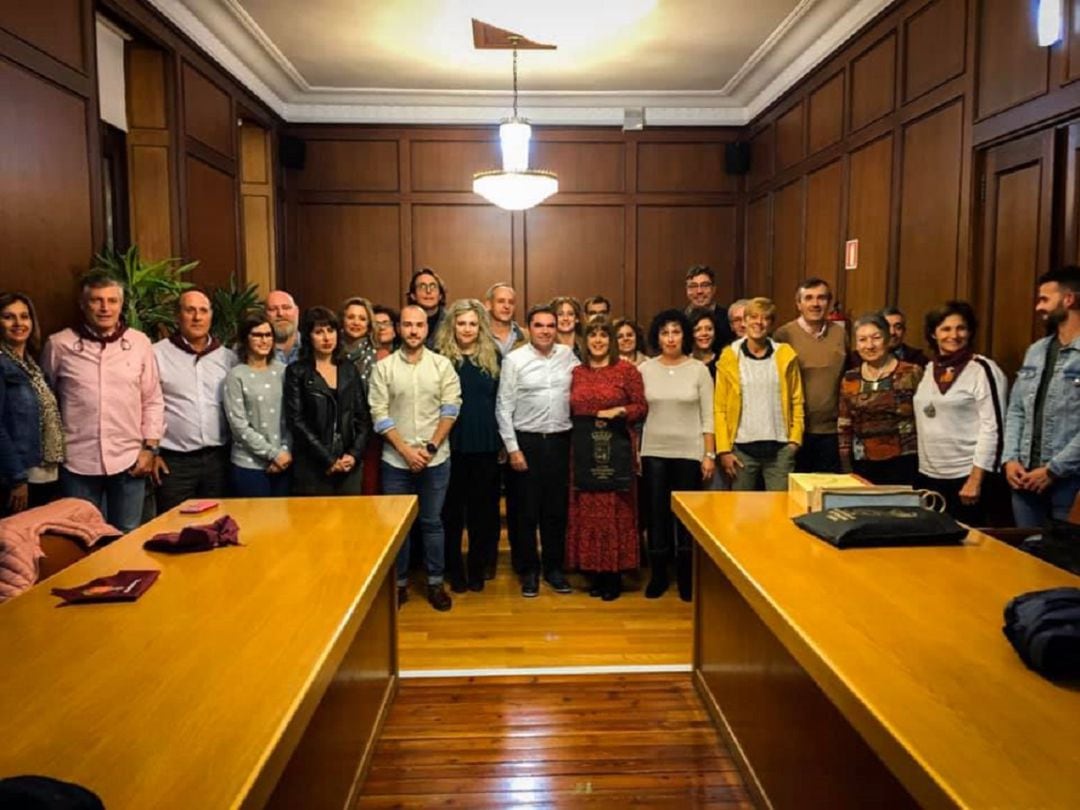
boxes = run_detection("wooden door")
[975,130,1054,379]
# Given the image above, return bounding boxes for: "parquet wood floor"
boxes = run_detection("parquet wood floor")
[358,674,753,808]
[397,545,693,672]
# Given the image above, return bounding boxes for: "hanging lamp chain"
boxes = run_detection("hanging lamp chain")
[512,45,519,120]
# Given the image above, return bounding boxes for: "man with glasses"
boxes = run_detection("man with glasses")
[684,265,734,348]
[266,290,300,365]
[407,268,447,350]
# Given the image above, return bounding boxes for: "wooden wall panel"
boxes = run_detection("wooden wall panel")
[240,123,275,295]
[0,58,92,335]
[771,180,805,322]
[636,206,738,320]
[745,196,771,298]
[184,155,237,290]
[897,101,964,340]
[412,206,512,302]
[808,72,845,155]
[0,0,85,72]
[533,141,624,193]
[850,34,897,131]
[804,160,844,295]
[1068,0,1080,83]
[637,143,737,193]
[293,205,400,311]
[182,62,234,158]
[523,207,625,312]
[976,0,1048,120]
[845,135,893,317]
[903,0,966,103]
[297,140,399,192]
[775,102,806,171]
[127,45,173,261]
[749,126,775,189]
[410,140,499,192]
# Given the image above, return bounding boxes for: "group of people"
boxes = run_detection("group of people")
[2,263,1079,611]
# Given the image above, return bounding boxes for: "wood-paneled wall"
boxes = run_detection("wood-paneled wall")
[282,127,742,322]
[744,0,972,327]
[0,0,280,338]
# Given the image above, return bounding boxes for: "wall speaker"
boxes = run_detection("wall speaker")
[280,136,306,170]
[725,141,751,175]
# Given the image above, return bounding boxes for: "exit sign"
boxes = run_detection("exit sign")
[844,239,859,270]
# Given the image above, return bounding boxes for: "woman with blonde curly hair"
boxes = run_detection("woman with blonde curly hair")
[435,299,503,591]
[551,296,585,359]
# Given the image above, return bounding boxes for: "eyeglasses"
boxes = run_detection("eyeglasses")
[415,282,439,293]
[686,282,713,291]
[374,320,393,329]
[249,331,274,339]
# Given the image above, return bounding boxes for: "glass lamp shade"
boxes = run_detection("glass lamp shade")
[472,170,559,210]
[499,120,531,172]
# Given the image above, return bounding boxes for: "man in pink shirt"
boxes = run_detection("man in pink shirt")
[41,271,164,533]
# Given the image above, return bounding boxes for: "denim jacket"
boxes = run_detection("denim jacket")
[1002,335,1080,479]
[0,353,43,486]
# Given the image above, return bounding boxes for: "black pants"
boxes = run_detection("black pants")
[502,460,520,575]
[854,455,917,486]
[443,451,501,585]
[643,456,700,558]
[915,472,988,527]
[513,431,571,577]
[795,432,842,474]
[155,446,229,514]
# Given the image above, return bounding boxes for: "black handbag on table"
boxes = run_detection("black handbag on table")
[571,415,633,492]
[793,505,969,549]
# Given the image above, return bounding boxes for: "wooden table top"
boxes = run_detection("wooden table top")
[0,496,416,810]
[673,492,1080,810]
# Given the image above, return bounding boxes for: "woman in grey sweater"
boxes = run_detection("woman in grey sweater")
[224,314,292,497]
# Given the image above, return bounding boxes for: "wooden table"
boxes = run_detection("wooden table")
[673,492,1080,810]
[0,496,416,810]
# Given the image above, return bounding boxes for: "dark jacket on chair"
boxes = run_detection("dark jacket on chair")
[284,360,371,493]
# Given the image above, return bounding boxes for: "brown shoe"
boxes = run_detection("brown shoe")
[427,584,452,612]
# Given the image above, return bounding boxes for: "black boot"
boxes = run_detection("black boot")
[645,555,669,599]
[602,572,622,601]
[589,573,603,598]
[676,550,692,602]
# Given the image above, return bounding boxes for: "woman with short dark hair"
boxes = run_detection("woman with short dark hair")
[639,309,715,601]
[687,308,719,379]
[613,317,648,366]
[225,314,291,497]
[0,292,64,513]
[838,313,923,484]
[913,301,1007,524]
[372,305,399,360]
[284,306,371,495]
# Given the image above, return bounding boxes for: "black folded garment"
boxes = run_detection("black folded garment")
[0,775,104,809]
[1003,587,1080,681]
[793,505,969,549]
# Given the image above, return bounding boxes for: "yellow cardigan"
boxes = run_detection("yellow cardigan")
[713,340,805,453]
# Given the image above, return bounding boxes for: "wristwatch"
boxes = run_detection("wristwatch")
[704,452,716,461]
[425,442,438,455]
[142,441,160,457]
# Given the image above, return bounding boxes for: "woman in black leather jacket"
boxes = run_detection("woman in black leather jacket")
[284,306,371,495]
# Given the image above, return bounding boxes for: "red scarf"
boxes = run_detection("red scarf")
[169,332,221,362]
[76,319,128,346]
[933,348,973,394]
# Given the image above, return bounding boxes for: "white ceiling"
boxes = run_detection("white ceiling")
[146,0,893,125]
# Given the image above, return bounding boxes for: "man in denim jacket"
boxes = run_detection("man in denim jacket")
[1003,267,1080,527]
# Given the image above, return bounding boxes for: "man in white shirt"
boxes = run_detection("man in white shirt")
[496,304,580,597]
[369,305,462,611]
[151,289,236,513]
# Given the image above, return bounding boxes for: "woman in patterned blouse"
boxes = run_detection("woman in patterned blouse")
[838,312,924,485]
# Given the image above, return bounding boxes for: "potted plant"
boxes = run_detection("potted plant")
[210,275,264,347]
[91,246,197,338]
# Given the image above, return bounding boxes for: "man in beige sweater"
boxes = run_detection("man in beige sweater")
[772,278,847,473]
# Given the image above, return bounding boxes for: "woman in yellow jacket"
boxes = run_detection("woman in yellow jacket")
[714,297,805,491]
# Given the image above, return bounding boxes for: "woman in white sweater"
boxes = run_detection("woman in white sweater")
[913,301,1007,525]
[639,309,716,601]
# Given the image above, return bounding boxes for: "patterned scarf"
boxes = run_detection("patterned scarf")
[1,344,65,465]
[932,348,973,395]
[77,319,129,346]
[168,332,221,362]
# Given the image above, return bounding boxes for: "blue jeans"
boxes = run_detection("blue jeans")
[230,464,291,498]
[382,459,451,586]
[61,468,147,534]
[1011,476,1080,528]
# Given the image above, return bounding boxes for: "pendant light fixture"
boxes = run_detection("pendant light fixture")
[473,41,558,210]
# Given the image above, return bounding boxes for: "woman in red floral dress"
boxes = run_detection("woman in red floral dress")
[566,318,647,600]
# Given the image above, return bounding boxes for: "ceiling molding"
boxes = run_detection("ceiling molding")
[144,0,896,127]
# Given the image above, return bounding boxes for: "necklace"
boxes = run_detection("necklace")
[862,359,896,391]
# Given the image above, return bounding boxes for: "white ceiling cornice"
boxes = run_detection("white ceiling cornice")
[144,0,895,127]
